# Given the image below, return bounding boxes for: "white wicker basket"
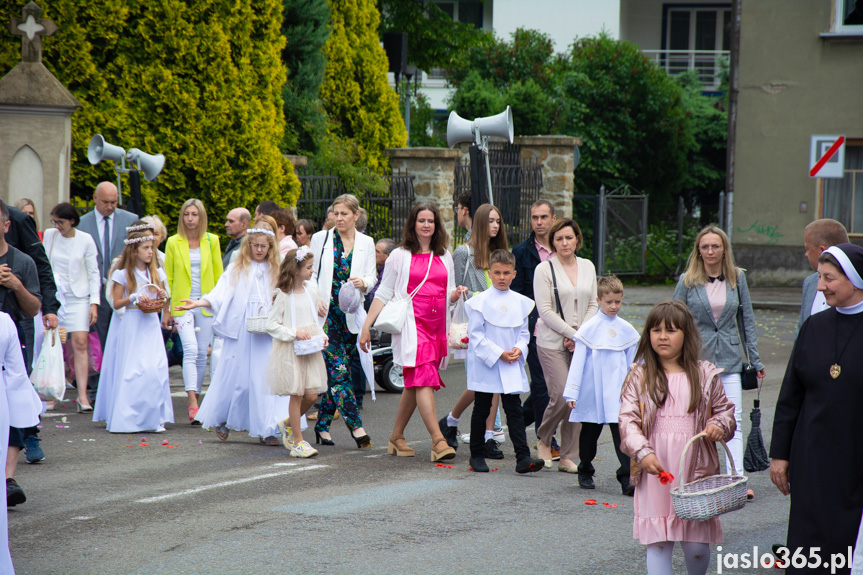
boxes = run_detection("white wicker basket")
[670,432,748,522]
[246,305,268,334]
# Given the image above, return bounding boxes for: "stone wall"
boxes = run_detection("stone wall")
[385,147,461,245]
[515,136,581,220]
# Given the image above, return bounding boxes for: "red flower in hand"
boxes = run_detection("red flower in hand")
[658,471,674,485]
[460,337,469,344]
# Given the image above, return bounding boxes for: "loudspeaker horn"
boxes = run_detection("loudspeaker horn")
[446,106,514,148]
[126,148,165,181]
[87,134,126,165]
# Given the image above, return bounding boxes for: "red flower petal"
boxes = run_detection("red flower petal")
[584,499,598,505]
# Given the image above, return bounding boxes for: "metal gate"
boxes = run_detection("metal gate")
[596,185,648,276]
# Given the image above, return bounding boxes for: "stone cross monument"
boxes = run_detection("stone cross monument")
[0,2,80,224]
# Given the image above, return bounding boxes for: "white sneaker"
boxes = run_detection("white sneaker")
[290,440,318,458]
[460,433,470,444]
[492,428,506,444]
[154,425,166,433]
[277,419,293,450]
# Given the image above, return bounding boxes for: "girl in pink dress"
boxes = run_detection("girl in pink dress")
[359,203,467,462]
[619,300,736,575]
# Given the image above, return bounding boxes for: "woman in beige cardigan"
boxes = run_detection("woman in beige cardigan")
[533,218,597,471]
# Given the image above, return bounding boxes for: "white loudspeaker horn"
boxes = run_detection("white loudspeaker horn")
[476,106,514,144]
[446,111,476,148]
[126,148,165,181]
[87,134,126,165]
[446,106,514,148]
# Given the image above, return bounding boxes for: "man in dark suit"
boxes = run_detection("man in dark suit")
[512,200,558,453]
[797,219,849,335]
[222,207,250,267]
[76,182,139,403]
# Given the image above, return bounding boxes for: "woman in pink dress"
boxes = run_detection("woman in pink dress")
[619,300,735,575]
[359,203,467,462]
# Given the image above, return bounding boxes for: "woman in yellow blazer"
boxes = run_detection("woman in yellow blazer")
[163,199,224,423]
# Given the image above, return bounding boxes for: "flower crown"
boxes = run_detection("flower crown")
[295,245,313,261]
[126,223,155,232]
[247,228,275,237]
[124,235,155,245]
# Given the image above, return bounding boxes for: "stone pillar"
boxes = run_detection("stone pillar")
[515,136,582,219]
[385,147,461,245]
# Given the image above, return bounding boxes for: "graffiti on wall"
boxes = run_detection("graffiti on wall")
[736,220,784,245]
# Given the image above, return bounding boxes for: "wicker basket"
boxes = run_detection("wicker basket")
[246,304,268,334]
[670,432,748,522]
[137,283,166,314]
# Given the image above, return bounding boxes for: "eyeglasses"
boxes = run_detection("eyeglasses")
[51,219,67,227]
[698,244,722,253]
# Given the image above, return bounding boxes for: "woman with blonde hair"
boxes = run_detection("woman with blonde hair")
[15,198,41,239]
[309,193,376,447]
[164,199,224,423]
[176,216,288,444]
[141,214,168,267]
[673,225,763,499]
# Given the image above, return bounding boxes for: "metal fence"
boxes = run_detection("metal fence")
[453,142,543,247]
[295,168,415,243]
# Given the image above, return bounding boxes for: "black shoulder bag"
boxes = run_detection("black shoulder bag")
[316,230,330,280]
[548,261,567,321]
[735,280,759,390]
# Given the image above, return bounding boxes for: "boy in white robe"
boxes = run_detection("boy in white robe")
[562,275,639,495]
[465,250,544,474]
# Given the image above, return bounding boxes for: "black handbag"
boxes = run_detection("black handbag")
[735,282,759,391]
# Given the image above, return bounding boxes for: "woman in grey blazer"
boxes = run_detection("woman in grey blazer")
[673,226,764,495]
[438,204,509,456]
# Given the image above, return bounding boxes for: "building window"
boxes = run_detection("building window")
[661,5,731,86]
[432,1,485,29]
[836,0,863,29]
[822,142,863,233]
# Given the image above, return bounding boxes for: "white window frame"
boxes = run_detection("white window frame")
[830,0,863,35]
[665,7,731,52]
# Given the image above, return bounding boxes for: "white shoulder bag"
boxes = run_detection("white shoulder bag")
[374,252,434,335]
[291,290,326,356]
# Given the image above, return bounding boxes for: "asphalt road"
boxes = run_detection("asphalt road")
[10,301,797,575]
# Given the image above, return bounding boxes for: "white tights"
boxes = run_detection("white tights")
[646,542,711,575]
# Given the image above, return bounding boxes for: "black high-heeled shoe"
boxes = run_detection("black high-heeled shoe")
[352,433,372,449]
[315,430,335,446]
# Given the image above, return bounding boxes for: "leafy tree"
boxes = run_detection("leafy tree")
[398,83,445,147]
[281,0,330,155]
[377,0,486,72]
[446,29,558,135]
[0,0,301,236]
[321,0,406,172]
[556,33,693,206]
[675,70,727,219]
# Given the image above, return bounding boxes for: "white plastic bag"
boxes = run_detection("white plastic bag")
[448,296,469,350]
[31,328,66,402]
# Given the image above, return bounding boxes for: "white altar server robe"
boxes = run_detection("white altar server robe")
[465,288,533,395]
[563,311,639,424]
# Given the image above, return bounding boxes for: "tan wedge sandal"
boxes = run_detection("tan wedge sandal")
[387,434,415,457]
[431,438,456,462]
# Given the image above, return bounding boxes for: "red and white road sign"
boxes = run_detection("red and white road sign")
[809,135,846,178]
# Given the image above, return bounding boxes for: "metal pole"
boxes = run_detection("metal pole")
[718,190,726,230]
[482,135,494,206]
[403,82,410,146]
[726,191,734,237]
[596,185,606,277]
[676,196,684,275]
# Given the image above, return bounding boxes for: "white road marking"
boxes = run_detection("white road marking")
[72,516,94,521]
[135,465,328,503]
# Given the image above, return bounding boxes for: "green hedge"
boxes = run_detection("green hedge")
[0,0,300,237]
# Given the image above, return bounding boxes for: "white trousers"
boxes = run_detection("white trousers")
[719,372,743,475]
[175,309,213,394]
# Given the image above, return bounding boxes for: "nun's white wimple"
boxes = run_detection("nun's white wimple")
[824,246,863,289]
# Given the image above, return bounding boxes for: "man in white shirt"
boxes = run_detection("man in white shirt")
[77,182,139,402]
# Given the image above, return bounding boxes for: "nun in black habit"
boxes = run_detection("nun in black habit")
[770,243,863,574]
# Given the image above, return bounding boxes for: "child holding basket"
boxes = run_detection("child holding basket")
[618,300,735,575]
